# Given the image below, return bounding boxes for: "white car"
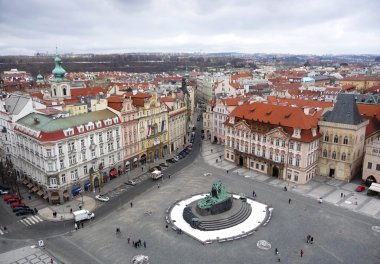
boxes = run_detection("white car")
[125,180,137,186]
[95,194,110,202]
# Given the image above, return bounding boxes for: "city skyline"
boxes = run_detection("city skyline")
[0,0,379,56]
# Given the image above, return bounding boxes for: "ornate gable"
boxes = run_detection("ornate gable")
[234,120,250,132]
[265,127,289,139]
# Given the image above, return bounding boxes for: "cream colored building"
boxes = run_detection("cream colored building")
[203,101,214,141]
[161,97,187,153]
[224,102,320,184]
[64,103,88,116]
[137,93,169,163]
[362,137,380,185]
[318,94,369,181]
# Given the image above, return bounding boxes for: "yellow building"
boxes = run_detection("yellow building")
[339,76,380,91]
[64,103,88,116]
[318,94,369,181]
[137,93,169,163]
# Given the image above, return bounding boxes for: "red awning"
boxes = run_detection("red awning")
[110,170,117,176]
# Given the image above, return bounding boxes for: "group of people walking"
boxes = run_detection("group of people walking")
[74,222,84,230]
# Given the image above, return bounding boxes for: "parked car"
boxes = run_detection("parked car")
[166,158,175,164]
[95,194,110,202]
[0,189,10,195]
[159,162,169,167]
[173,156,179,162]
[355,186,365,192]
[3,194,18,201]
[7,198,21,204]
[125,180,137,186]
[15,208,35,216]
[13,206,31,212]
[10,201,25,208]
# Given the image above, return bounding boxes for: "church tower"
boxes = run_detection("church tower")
[50,56,71,99]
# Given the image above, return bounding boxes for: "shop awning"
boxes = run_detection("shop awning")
[71,186,82,195]
[63,192,70,198]
[110,170,118,176]
[51,195,59,201]
[84,181,91,188]
[22,179,28,185]
[31,187,38,192]
[37,190,44,196]
[27,183,33,188]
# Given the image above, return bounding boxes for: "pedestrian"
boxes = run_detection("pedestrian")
[81,222,84,228]
[157,184,160,188]
[28,195,31,201]
[143,241,146,248]
[132,240,134,246]
[227,170,229,174]
[166,224,168,230]
[128,237,130,244]
[306,234,310,243]
[168,175,171,179]
[211,149,213,153]
[275,248,278,255]
[300,249,303,258]
[288,198,291,204]
[3,226,7,231]
[216,159,218,163]
[310,237,314,244]
[220,155,222,160]
[70,208,72,213]
[277,257,281,262]
[141,167,143,172]
[75,223,78,231]
[50,258,53,264]
[130,202,133,208]
[341,192,343,198]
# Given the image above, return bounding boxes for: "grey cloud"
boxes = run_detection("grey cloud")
[0,0,379,55]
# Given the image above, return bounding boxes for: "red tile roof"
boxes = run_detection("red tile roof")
[222,98,245,106]
[160,97,176,103]
[71,86,105,97]
[231,73,251,81]
[229,102,318,130]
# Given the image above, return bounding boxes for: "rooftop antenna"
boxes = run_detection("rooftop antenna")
[55,44,58,56]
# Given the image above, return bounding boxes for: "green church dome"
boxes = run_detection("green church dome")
[36,73,44,83]
[52,56,66,81]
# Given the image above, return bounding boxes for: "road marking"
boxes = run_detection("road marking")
[28,217,37,224]
[30,215,42,223]
[34,215,43,222]
[20,219,30,226]
[0,229,4,235]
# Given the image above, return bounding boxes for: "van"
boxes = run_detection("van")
[151,170,163,180]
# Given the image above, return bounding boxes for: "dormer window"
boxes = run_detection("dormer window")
[78,125,84,133]
[64,128,74,136]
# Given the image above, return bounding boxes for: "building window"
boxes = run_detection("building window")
[46,149,52,157]
[60,159,64,169]
[276,139,279,146]
[294,174,298,181]
[341,152,346,161]
[368,162,372,169]
[296,143,301,151]
[332,151,337,159]
[231,155,234,160]
[376,164,380,171]
[58,145,63,155]
[288,156,293,165]
[287,171,292,180]
[281,155,285,163]
[50,177,57,186]
[261,165,264,171]
[289,142,294,150]
[256,163,259,169]
[82,152,86,161]
[84,165,88,175]
[295,158,300,167]
[324,134,329,142]
[227,153,229,159]
[71,170,75,180]
[269,152,273,160]
[251,162,254,167]
[334,135,339,143]
[48,163,54,171]
[69,155,76,165]
[323,149,327,157]
[81,139,85,149]
[343,136,348,144]
[61,174,66,184]
[92,150,96,157]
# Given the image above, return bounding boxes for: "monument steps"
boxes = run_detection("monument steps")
[198,202,252,231]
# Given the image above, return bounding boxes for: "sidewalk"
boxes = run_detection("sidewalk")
[200,139,380,219]
[38,155,173,222]
[0,246,58,264]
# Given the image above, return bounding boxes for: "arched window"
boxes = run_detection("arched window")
[341,152,346,161]
[53,88,57,96]
[332,151,337,159]
[63,88,67,96]
[323,149,327,157]
[343,136,348,144]
[334,135,339,143]
[324,134,329,142]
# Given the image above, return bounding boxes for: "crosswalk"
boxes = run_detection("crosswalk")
[19,215,44,226]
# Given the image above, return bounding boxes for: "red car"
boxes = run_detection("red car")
[356,186,365,192]
[7,198,21,204]
[10,201,25,208]
[3,194,18,201]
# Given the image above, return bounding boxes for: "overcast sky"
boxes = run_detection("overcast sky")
[0,0,379,55]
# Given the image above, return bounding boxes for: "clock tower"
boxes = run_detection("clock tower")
[50,56,71,99]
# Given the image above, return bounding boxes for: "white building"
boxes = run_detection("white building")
[14,109,123,204]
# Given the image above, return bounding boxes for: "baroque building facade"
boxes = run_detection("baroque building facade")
[224,102,320,184]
